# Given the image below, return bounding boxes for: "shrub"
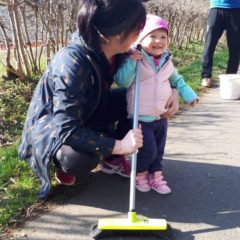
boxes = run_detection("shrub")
[0,77,38,146]
[146,0,208,48]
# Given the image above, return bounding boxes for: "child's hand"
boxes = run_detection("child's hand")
[130,50,143,62]
[190,99,199,107]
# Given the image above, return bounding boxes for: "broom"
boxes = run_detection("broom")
[90,44,173,239]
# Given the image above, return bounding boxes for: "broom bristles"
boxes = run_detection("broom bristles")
[90,223,174,240]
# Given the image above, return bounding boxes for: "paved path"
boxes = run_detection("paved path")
[11,84,240,240]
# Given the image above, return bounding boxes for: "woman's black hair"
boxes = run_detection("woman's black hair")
[77,0,146,50]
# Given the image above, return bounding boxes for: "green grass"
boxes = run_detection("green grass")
[0,58,6,78]
[0,143,39,233]
[172,41,228,93]
[0,41,228,233]
[0,78,38,146]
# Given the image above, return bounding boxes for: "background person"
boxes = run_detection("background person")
[201,0,240,87]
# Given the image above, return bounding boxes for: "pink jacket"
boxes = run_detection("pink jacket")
[126,57,173,117]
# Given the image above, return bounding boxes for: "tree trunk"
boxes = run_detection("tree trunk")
[0,23,19,78]
[8,2,24,79]
[20,5,38,74]
[12,0,31,77]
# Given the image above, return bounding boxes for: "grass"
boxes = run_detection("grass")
[0,57,6,78]
[172,41,228,92]
[0,65,6,77]
[0,41,228,234]
[0,143,40,233]
[0,77,39,147]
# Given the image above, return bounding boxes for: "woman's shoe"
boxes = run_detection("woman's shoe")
[148,172,171,194]
[55,169,76,186]
[101,155,131,178]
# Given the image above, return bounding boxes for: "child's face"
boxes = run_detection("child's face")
[141,28,168,57]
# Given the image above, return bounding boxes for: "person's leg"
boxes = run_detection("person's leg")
[135,122,156,192]
[54,88,130,184]
[106,88,131,139]
[86,87,131,139]
[225,8,240,74]
[54,145,100,181]
[148,119,168,174]
[201,9,225,79]
[137,122,157,173]
[88,88,132,177]
[148,119,171,194]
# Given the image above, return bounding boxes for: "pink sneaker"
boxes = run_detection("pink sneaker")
[101,155,131,178]
[55,169,76,186]
[148,173,171,194]
[136,172,151,192]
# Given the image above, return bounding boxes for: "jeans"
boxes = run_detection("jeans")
[201,8,240,78]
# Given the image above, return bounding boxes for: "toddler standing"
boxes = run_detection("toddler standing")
[114,14,199,194]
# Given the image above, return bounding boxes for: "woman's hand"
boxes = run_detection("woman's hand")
[161,89,179,119]
[112,126,143,155]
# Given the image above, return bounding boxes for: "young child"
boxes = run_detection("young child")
[114,14,199,194]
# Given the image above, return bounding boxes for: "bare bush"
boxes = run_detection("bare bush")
[146,0,208,48]
[0,0,209,79]
[0,0,78,79]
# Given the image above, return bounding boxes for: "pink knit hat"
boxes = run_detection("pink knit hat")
[137,14,169,43]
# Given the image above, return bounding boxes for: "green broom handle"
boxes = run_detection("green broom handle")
[129,45,142,212]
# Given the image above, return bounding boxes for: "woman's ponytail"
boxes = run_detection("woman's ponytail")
[77,0,99,49]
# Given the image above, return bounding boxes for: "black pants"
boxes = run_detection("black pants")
[201,8,240,78]
[137,119,168,174]
[54,88,131,177]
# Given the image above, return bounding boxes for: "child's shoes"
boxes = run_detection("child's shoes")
[136,172,151,192]
[148,172,171,194]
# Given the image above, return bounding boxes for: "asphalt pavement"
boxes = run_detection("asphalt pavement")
[9,83,240,240]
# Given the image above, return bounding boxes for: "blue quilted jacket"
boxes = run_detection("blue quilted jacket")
[18,34,125,199]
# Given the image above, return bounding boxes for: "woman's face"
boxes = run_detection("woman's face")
[141,28,168,57]
[101,30,140,60]
[118,30,140,53]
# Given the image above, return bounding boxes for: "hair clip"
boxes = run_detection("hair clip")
[94,26,110,43]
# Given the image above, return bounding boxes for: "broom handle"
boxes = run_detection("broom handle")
[129,44,141,212]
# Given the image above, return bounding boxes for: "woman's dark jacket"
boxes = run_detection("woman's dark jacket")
[18,35,126,199]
